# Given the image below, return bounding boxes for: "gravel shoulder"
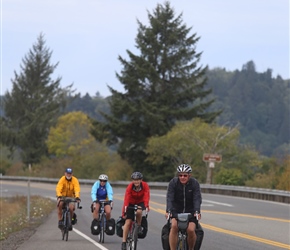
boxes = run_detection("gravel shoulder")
[1,212,53,250]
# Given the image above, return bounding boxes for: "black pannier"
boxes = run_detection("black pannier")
[138,216,148,239]
[116,216,125,237]
[161,221,204,250]
[106,218,115,235]
[91,219,100,235]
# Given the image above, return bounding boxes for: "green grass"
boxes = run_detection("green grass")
[0,195,55,241]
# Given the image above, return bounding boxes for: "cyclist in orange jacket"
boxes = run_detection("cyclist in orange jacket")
[56,168,81,229]
[121,172,150,250]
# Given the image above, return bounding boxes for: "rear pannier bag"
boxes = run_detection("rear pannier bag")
[106,218,115,235]
[116,216,125,237]
[138,216,148,239]
[91,219,100,235]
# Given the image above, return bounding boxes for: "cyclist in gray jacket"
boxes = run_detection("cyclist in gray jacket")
[165,164,202,250]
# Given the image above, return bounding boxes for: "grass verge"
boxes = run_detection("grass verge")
[0,195,55,241]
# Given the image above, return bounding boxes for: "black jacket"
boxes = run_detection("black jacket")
[166,177,202,214]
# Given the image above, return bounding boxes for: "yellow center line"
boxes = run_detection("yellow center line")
[201,223,290,249]
[202,210,290,223]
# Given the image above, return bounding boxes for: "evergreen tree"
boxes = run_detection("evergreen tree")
[1,33,73,167]
[92,2,220,178]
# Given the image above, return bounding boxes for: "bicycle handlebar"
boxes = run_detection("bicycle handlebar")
[57,197,82,209]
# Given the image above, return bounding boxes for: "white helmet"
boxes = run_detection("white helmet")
[177,164,192,173]
[99,174,108,181]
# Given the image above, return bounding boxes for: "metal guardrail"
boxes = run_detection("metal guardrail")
[1,175,289,204]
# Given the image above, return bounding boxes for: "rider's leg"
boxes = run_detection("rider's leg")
[169,218,178,249]
[104,204,111,220]
[187,222,197,250]
[57,201,63,220]
[93,203,100,220]
[69,203,75,221]
[122,218,132,242]
[136,207,143,226]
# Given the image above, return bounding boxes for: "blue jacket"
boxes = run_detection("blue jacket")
[91,180,114,202]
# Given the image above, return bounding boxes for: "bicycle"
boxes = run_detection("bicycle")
[175,212,199,250]
[58,197,82,241]
[125,205,148,250]
[96,200,111,243]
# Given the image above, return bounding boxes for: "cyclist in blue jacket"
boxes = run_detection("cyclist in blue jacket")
[91,174,114,221]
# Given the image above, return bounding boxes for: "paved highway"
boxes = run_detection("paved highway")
[1,181,289,250]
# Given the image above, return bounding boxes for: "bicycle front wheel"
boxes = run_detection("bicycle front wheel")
[65,212,71,241]
[132,224,138,250]
[98,214,105,243]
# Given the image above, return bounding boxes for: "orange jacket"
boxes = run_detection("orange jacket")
[56,176,80,198]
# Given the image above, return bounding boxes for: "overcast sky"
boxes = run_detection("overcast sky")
[1,0,289,97]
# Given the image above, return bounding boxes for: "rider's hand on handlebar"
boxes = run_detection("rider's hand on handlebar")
[76,197,81,202]
[193,211,201,220]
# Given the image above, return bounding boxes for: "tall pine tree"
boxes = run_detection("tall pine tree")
[92,2,220,180]
[1,33,73,167]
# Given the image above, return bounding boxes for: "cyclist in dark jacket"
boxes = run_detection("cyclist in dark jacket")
[165,164,202,250]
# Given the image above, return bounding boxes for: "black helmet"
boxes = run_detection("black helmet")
[131,172,143,180]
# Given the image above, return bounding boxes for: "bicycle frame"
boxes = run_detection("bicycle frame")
[126,205,145,250]
[59,197,81,241]
[176,213,191,250]
[97,200,109,243]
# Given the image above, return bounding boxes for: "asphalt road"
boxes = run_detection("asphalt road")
[1,181,290,250]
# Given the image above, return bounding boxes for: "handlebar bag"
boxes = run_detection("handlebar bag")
[177,213,189,230]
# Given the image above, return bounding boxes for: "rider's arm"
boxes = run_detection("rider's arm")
[166,178,175,213]
[193,179,202,213]
[72,177,81,198]
[122,183,132,216]
[106,182,114,201]
[56,176,65,197]
[143,181,150,210]
[91,181,99,202]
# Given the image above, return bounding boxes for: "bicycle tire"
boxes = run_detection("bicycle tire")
[132,223,138,250]
[98,213,105,243]
[66,212,71,241]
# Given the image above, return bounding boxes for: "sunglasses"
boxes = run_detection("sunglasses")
[178,174,189,178]
[99,180,107,183]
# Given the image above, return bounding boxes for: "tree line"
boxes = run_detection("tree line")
[0,2,289,190]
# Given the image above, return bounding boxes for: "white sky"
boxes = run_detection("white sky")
[1,0,289,97]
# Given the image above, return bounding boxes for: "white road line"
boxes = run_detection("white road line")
[203,199,233,207]
[73,228,108,250]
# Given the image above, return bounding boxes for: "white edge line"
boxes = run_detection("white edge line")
[73,228,109,250]
[47,196,108,250]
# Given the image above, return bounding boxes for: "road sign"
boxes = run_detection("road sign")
[203,153,222,163]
